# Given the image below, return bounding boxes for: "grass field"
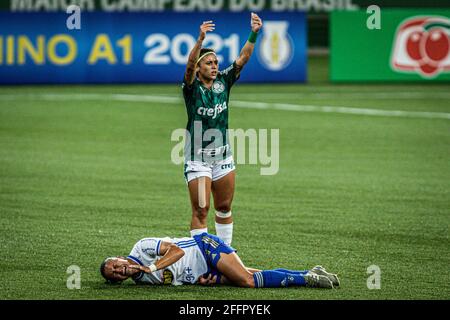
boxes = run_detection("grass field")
[0,56,449,300]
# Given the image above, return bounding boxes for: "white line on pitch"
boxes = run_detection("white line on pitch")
[232,92,450,100]
[0,93,449,120]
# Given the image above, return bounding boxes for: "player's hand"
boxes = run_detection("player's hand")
[129,264,152,273]
[128,264,151,273]
[198,273,217,286]
[199,20,215,41]
[141,266,153,273]
[251,12,263,33]
[128,264,146,272]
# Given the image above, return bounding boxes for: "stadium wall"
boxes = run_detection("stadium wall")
[3,0,450,48]
[331,9,450,81]
[0,11,307,84]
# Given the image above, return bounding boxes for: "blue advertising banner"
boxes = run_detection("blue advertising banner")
[0,11,306,84]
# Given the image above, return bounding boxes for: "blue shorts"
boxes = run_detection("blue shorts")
[193,232,236,269]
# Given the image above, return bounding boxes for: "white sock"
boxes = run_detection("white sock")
[215,222,233,246]
[190,228,208,238]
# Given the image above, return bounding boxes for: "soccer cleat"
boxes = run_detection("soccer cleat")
[304,272,334,289]
[310,265,340,287]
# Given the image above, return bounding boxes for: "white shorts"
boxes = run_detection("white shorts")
[184,156,235,183]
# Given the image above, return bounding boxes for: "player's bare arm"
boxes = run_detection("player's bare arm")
[235,12,263,77]
[185,20,215,85]
[137,241,185,273]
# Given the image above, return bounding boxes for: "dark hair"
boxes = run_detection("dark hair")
[197,48,215,66]
[100,257,121,284]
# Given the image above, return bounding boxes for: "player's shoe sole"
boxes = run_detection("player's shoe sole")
[304,272,334,289]
[310,265,340,287]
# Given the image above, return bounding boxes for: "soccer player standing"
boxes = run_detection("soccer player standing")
[181,13,263,245]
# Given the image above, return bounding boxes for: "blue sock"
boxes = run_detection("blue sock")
[253,270,306,288]
[273,268,309,276]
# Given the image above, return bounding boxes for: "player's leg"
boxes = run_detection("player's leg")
[211,160,235,245]
[196,233,333,288]
[208,261,334,289]
[246,267,262,273]
[215,252,255,287]
[187,175,212,237]
[247,267,305,276]
[216,253,333,288]
[203,267,260,285]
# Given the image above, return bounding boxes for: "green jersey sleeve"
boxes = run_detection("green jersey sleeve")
[219,62,241,88]
[182,77,195,103]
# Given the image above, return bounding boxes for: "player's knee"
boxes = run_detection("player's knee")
[215,201,231,213]
[234,274,255,288]
[194,205,209,220]
[240,275,255,288]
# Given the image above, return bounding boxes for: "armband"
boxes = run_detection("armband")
[149,264,157,273]
[248,31,258,44]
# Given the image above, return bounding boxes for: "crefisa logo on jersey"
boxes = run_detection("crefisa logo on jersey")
[258,21,294,71]
[212,81,225,94]
[391,16,450,78]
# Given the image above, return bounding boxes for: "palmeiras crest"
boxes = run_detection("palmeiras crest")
[212,81,225,94]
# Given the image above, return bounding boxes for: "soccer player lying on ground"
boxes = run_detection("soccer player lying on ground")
[100,233,340,289]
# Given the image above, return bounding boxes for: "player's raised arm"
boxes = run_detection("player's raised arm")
[184,20,215,85]
[234,12,263,77]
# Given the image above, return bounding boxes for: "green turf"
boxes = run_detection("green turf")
[0,56,449,299]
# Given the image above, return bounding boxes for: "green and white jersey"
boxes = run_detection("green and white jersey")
[182,62,240,163]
